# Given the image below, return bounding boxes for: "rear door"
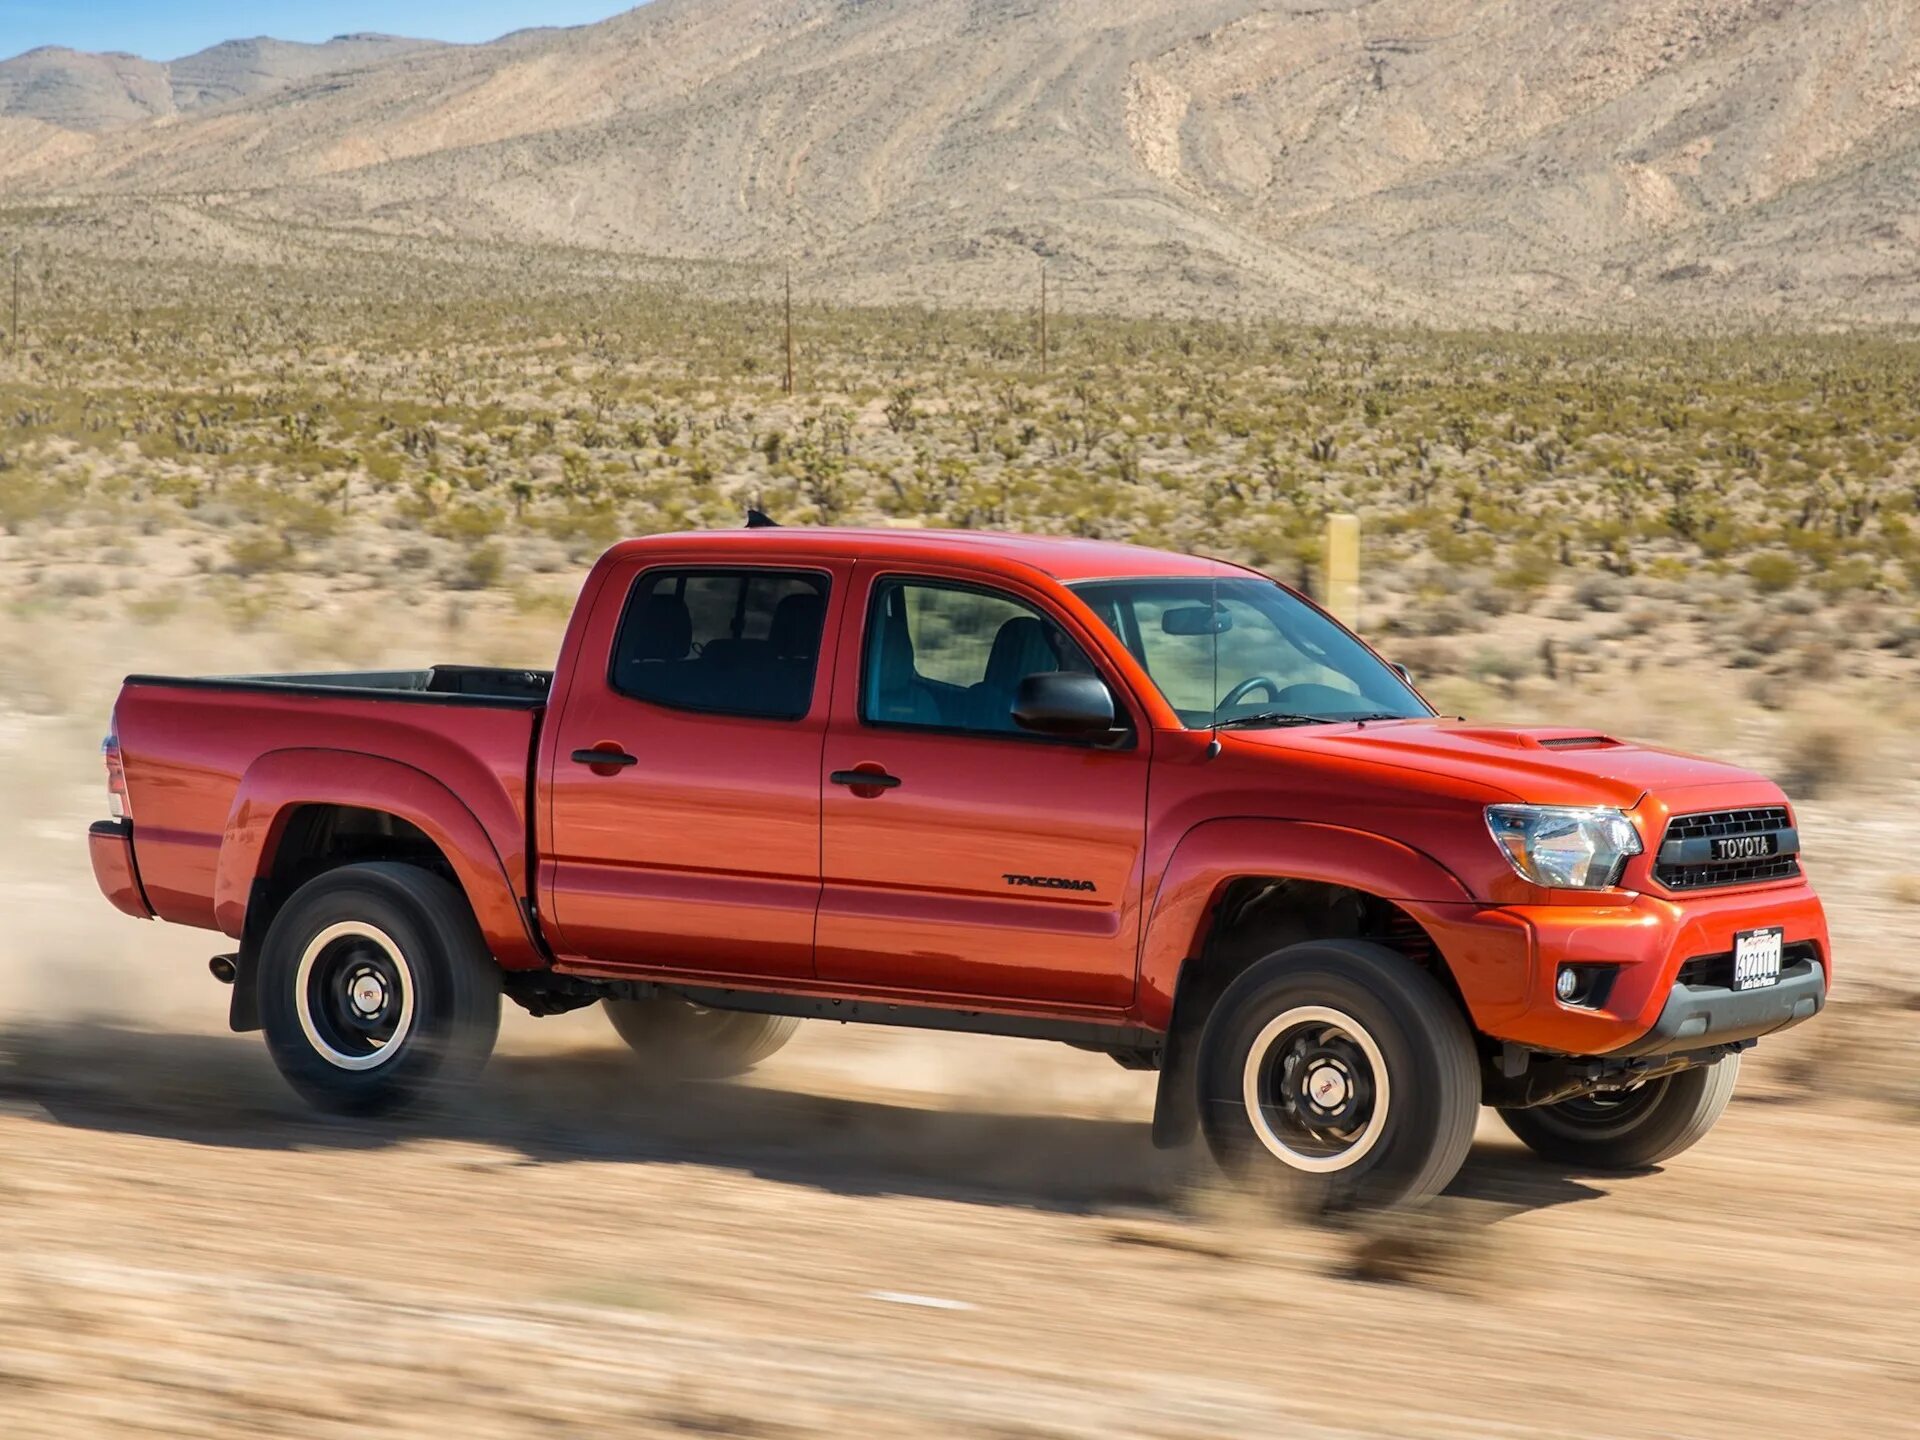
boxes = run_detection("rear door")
[814,566,1152,1008]
[542,558,850,978]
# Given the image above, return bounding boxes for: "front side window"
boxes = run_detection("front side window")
[863,579,1095,735]
[611,568,828,719]
[1072,577,1428,728]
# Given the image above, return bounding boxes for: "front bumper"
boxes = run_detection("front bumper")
[1418,879,1830,1057]
[89,819,153,920]
[1609,956,1826,1057]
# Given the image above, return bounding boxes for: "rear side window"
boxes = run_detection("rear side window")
[611,568,828,719]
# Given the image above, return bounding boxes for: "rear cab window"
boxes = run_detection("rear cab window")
[611,568,829,719]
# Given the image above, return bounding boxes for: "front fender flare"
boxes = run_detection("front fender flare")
[1135,818,1476,1031]
[213,748,543,969]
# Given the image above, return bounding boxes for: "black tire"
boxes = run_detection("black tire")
[257,862,501,1116]
[1196,939,1480,1212]
[1497,1055,1740,1170]
[603,997,800,1080]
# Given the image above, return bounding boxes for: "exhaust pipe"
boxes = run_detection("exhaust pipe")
[208,954,239,986]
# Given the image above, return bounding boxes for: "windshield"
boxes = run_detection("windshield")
[1071,577,1430,728]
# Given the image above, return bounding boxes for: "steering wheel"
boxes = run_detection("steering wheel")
[1216,675,1283,713]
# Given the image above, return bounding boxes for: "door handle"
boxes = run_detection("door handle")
[831,768,901,791]
[572,747,638,769]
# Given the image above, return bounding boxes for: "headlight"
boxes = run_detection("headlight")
[1485,805,1642,889]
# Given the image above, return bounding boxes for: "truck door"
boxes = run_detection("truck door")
[815,567,1151,1009]
[542,558,850,978]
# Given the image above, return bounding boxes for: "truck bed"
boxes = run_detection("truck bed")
[122,664,553,707]
[111,667,547,938]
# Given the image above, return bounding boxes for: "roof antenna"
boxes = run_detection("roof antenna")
[745,508,781,529]
[1205,574,1222,759]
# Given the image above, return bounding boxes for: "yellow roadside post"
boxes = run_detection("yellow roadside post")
[1325,512,1360,630]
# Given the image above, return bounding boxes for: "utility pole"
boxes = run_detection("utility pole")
[782,263,795,396]
[1038,262,1049,375]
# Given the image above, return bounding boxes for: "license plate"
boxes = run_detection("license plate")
[1732,926,1784,990]
[1712,833,1776,861]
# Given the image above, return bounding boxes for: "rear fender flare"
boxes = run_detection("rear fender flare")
[213,748,542,968]
[1136,818,1474,1031]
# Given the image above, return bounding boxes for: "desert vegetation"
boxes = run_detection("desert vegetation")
[4,241,1919,683]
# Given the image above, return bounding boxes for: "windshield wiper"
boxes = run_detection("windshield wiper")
[1212,711,1332,730]
[1215,710,1418,730]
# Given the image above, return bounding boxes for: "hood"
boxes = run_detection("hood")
[1224,718,1774,810]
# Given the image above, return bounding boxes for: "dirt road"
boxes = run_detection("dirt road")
[1,1004,1916,1439]
[3,700,1917,1438]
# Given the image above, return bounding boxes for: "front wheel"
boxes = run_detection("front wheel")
[1196,939,1480,1211]
[1497,1055,1741,1170]
[257,862,501,1116]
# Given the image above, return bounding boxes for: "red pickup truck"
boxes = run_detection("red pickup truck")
[89,526,1829,1207]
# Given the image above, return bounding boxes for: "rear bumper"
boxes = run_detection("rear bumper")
[89,819,153,920]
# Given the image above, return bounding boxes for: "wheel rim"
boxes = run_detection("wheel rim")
[1242,1005,1390,1173]
[295,922,417,1072]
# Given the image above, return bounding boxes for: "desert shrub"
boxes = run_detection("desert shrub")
[0,472,70,531]
[124,591,183,624]
[1746,552,1800,593]
[1572,573,1624,612]
[1811,555,1877,598]
[43,571,105,598]
[433,503,505,544]
[227,531,291,575]
[1468,647,1532,686]
[445,541,505,591]
[1492,548,1554,598]
[1776,723,1860,798]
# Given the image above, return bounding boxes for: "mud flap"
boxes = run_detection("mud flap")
[1150,960,1208,1149]
[228,950,262,1033]
[227,880,269,1033]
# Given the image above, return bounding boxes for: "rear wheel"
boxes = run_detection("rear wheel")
[1196,940,1480,1211]
[604,997,800,1079]
[258,862,501,1116]
[1497,1055,1740,1170]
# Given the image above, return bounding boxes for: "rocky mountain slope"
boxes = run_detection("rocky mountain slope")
[2,0,1916,324]
[0,33,438,130]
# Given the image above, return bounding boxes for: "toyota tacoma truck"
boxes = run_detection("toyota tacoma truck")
[89,526,1830,1207]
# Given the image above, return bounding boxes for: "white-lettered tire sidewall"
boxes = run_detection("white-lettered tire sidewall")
[1197,941,1479,1212]
[258,864,500,1116]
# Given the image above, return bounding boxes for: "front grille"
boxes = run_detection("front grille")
[1677,941,1820,990]
[1652,806,1802,891]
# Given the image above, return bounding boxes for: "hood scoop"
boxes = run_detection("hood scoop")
[1443,727,1624,751]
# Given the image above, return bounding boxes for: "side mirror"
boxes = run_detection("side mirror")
[1012,673,1116,737]
[1388,662,1414,685]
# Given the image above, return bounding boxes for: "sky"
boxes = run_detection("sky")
[0,3,641,61]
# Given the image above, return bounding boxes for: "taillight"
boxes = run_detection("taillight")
[102,728,130,819]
